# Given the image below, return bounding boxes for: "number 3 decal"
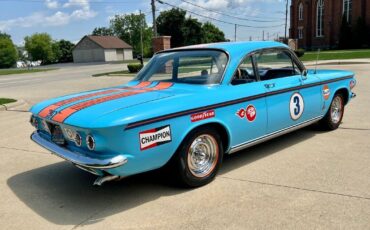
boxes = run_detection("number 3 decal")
[290,92,304,120]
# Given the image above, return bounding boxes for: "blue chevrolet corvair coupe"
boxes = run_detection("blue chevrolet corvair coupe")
[30,41,356,187]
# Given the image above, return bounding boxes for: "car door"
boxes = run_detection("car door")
[227,55,268,147]
[254,49,306,133]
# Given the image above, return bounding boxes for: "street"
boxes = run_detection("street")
[0,62,369,229]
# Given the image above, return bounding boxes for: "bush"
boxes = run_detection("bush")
[294,49,305,57]
[127,63,143,73]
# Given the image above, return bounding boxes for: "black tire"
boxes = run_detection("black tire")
[319,93,345,130]
[172,127,223,187]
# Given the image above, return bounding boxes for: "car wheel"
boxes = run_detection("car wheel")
[173,128,223,187]
[319,93,345,130]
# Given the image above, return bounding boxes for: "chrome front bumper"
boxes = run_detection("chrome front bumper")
[31,131,128,170]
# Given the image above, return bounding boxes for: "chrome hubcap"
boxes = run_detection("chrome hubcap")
[331,96,343,124]
[187,134,219,178]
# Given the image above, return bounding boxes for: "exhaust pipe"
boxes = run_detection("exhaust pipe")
[93,175,122,186]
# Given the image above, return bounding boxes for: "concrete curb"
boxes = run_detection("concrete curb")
[0,99,27,112]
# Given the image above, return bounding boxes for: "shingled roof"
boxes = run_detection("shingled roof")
[86,36,132,49]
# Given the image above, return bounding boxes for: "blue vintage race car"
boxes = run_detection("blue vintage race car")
[30,41,356,187]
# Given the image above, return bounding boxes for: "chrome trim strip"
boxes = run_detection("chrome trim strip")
[228,116,323,154]
[31,131,128,169]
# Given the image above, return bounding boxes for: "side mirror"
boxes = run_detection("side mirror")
[301,69,308,80]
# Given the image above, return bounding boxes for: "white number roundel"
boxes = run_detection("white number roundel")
[289,92,304,120]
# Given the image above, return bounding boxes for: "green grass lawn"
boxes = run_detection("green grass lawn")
[0,68,58,76]
[0,98,16,105]
[300,49,370,61]
[92,70,135,77]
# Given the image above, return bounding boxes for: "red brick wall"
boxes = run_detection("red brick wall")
[290,0,370,49]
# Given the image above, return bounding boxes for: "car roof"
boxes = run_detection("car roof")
[164,41,289,58]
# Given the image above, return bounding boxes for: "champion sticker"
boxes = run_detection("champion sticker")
[139,125,172,150]
[191,110,215,122]
[236,105,257,122]
[323,85,330,100]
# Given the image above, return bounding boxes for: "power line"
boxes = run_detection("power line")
[157,0,285,29]
[179,0,284,22]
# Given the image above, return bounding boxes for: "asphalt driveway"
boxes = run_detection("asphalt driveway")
[0,62,369,229]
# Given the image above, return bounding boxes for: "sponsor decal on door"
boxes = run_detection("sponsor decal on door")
[191,110,215,122]
[236,104,257,122]
[139,125,172,150]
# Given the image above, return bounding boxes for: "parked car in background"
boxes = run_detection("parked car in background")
[29,41,356,187]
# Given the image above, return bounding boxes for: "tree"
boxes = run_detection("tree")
[201,22,226,43]
[109,13,153,57]
[0,36,18,68]
[156,8,226,47]
[157,8,187,48]
[183,17,203,46]
[92,27,114,36]
[338,16,352,49]
[53,39,74,63]
[24,33,54,64]
[0,31,11,40]
[353,17,368,48]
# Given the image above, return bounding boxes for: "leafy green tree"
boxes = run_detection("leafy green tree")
[156,9,226,47]
[157,8,187,48]
[201,22,226,43]
[183,17,203,46]
[338,16,352,49]
[92,27,114,36]
[0,36,18,68]
[0,31,11,40]
[24,33,54,64]
[53,39,74,63]
[109,13,153,57]
[353,17,368,48]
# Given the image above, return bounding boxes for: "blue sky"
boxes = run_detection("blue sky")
[0,0,289,45]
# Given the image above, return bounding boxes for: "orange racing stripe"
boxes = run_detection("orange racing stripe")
[52,82,173,123]
[38,82,151,118]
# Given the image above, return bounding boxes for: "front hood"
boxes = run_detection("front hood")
[30,81,177,127]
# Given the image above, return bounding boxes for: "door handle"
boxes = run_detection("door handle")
[264,83,275,89]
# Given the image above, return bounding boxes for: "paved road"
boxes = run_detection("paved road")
[0,63,369,229]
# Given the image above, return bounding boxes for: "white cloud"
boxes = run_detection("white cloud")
[44,0,59,9]
[0,1,97,31]
[63,0,90,11]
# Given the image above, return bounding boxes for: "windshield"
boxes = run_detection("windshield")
[134,50,228,85]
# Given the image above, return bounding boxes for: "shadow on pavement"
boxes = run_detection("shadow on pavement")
[7,127,317,226]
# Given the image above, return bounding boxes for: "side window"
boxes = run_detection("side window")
[231,56,257,85]
[255,50,302,81]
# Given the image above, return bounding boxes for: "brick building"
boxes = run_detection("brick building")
[290,0,370,49]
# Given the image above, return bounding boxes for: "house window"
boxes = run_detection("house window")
[343,0,352,23]
[316,0,324,37]
[298,27,303,39]
[298,3,303,21]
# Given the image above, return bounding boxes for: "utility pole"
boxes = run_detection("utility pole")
[267,32,269,40]
[151,0,157,37]
[285,0,288,40]
[249,36,252,41]
[139,10,144,58]
[262,30,264,41]
[234,24,237,42]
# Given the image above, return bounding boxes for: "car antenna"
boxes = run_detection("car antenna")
[314,48,320,74]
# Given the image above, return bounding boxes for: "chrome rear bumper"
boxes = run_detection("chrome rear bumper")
[31,131,127,170]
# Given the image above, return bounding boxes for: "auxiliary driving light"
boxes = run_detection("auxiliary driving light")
[74,133,82,147]
[86,135,95,151]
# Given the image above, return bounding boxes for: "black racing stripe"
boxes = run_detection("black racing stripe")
[125,75,353,130]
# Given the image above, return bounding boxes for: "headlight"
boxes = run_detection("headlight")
[86,135,95,150]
